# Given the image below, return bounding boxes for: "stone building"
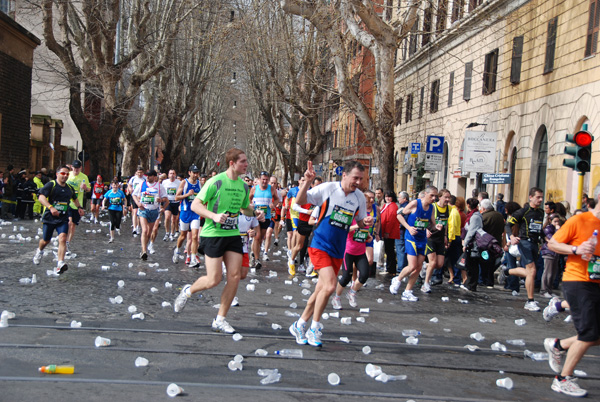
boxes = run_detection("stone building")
[394,0,600,208]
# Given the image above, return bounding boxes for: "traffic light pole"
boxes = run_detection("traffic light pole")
[577,172,584,210]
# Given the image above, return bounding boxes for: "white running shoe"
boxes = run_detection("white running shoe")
[55,261,68,275]
[262,253,269,261]
[190,256,201,268]
[289,321,308,345]
[401,290,419,302]
[306,326,323,347]
[174,284,191,313]
[212,319,235,334]
[544,338,565,373]
[33,249,43,265]
[389,276,401,295]
[108,237,114,243]
[148,242,156,255]
[543,300,560,322]
[163,233,169,241]
[551,376,587,397]
[346,290,357,308]
[169,234,174,242]
[230,297,239,307]
[172,249,179,264]
[331,295,342,310]
[116,228,120,236]
[524,300,541,311]
[421,282,431,294]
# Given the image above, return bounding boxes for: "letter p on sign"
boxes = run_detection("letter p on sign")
[426,136,444,154]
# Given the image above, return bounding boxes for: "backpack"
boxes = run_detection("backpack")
[475,228,503,258]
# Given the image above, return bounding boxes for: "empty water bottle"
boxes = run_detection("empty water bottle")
[582,230,598,261]
[506,339,526,346]
[260,371,281,385]
[274,349,303,358]
[514,319,527,326]
[479,317,496,323]
[257,368,278,377]
[402,329,421,337]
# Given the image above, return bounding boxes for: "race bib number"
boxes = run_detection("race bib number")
[141,194,155,204]
[95,187,103,194]
[414,218,429,230]
[53,202,68,213]
[436,218,448,226]
[110,197,122,205]
[353,229,369,243]
[188,193,196,201]
[257,205,268,213]
[329,205,353,231]
[588,256,600,280]
[221,212,239,230]
[529,220,542,233]
[167,188,177,195]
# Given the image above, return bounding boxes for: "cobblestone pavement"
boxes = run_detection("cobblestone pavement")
[0,216,598,401]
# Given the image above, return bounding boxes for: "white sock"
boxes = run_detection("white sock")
[297,318,307,327]
[184,286,192,297]
[215,315,225,323]
[57,260,64,266]
[310,320,321,330]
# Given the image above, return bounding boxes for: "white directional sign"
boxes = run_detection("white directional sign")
[463,131,497,173]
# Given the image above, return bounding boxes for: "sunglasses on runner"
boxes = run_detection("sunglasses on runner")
[57,172,69,176]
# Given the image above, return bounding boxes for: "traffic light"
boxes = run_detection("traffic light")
[563,128,593,172]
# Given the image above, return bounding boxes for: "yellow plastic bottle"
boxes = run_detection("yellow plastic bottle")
[38,365,75,374]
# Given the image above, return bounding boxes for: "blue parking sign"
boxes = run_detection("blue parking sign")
[426,136,444,154]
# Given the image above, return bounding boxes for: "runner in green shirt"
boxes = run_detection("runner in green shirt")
[173,148,265,334]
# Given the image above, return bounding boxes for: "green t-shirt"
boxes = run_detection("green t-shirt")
[67,172,89,209]
[198,172,250,237]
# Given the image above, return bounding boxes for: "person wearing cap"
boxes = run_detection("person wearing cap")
[173,148,265,334]
[132,170,168,260]
[127,166,147,236]
[173,165,202,267]
[249,170,278,266]
[66,160,90,256]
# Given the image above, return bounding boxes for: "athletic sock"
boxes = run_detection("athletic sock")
[556,339,565,351]
[215,315,225,323]
[556,302,565,312]
[310,320,321,330]
[297,317,307,327]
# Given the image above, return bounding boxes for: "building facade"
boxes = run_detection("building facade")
[394,0,600,208]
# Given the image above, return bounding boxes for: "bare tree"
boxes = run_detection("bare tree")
[281,0,419,189]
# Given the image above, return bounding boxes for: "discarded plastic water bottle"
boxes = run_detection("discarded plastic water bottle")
[406,336,419,345]
[19,278,32,284]
[254,349,268,356]
[514,319,527,326]
[271,323,282,330]
[274,349,303,358]
[506,339,526,346]
[430,317,439,323]
[260,371,281,385]
[479,317,496,323]
[339,337,350,343]
[328,373,341,385]
[491,342,507,352]
[470,332,485,341]
[257,368,278,377]
[375,373,407,383]
[524,350,548,361]
[582,230,598,261]
[402,329,421,337]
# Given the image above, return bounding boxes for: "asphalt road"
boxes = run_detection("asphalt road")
[0,215,598,401]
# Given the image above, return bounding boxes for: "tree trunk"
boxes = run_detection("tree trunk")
[121,140,146,176]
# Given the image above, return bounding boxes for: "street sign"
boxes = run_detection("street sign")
[453,169,463,178]
[314,164,323,175]
[334,165,344,176]
[463,131,497,173]
[371,166,379,174]
[425,153,443,171]
[426,136,444,154]
[410,142,421,157]
[482,173,511,184]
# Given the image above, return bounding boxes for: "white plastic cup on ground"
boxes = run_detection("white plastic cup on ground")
[377,298,383,303]
[341,317,352,325]
[365,363,382,378]
[166,383,184,397]
[232,333,243,341]
[359,308,370,314]
[0,314,8,328]
[234,354,244,363]
[132,313,145,320]
[246,284,255,291]
[135,357,149,367]
[117,280,125,288]
[95,336,111,347]
[328,372,340,386]
[128,305,137,313]
[356,317,365,323]
[70,320,82,328]
[162,301,172,308]
[496,377,514,390]
[362,345,371,355]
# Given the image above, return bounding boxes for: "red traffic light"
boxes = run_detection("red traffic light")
[574,130,593,147]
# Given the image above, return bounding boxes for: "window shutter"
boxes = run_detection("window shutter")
[448,72,454,107]
[463,62,473,101]
[510,36,524,84]
[544,17,558,74]
[585,1,600,57]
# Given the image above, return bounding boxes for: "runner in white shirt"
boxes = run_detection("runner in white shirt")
[132,170,168,260]
[128,166,147,236]
[163,169,181,241]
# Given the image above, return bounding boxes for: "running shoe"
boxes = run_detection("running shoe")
[540,292,554,299]
[288,258,295,276]
[116,228,120,236]
[140,251,148,261]
[230,297,239,307]
[274,240,279,247]
[212,319,236,334]
[543,300,560,322]
[551,376,587,397]
[524,300,541,311]
[389,276,401,295]
[172,249,179,264]
[169,234,174,241]
[55,261,68,275]
[255,261,262,270]
[544,338,565,373]
[108,237,114,243]
[346,290,357,308]
[262,253,269,261]
[401,290,419,302]
[289,321,308,345]
[190,256,201,269]
[163,233,169,241]
[148,242,156,255]
[421,282,432,294]
[306,326,322,347]
[185,256,191,265]
[331,295,342,310]
[174,284,191,313]
[33,249,43,265]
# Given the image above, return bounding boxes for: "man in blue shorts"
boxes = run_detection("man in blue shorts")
[390,186,439,301]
